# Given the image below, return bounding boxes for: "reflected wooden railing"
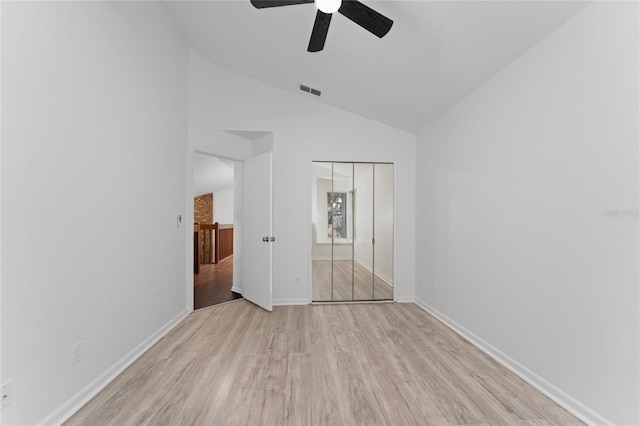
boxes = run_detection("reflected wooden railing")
[199,223,217,264]
[194,222,234,274]
[194,223,200,275]
[217,224,234,262]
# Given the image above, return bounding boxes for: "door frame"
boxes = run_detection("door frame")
[186,131,274,313]
[307,159,398,303]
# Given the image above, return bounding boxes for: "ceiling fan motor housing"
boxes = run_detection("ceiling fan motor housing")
[250,0,393,52]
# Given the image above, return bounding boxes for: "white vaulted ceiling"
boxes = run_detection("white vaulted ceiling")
[164,0,588,133]
[193,153,235,196]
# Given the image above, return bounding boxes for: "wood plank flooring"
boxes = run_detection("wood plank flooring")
[312,260,393,301]
[194,255,242,310]
[65,300,582,426]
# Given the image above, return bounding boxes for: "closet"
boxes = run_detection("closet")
[311,162,394,301]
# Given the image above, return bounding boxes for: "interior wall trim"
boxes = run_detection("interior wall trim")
[413,298,611,426]
[352,259,393,287]
[272,298,310,306]
[311,256,354,261]
[39,308,189,426]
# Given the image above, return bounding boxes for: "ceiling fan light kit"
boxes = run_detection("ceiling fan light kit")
[250,0,393,52]
[315,0,341,14]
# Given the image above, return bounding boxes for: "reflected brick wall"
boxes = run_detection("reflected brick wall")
[194,193,213,263]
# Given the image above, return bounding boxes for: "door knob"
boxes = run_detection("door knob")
[262,237,269,242]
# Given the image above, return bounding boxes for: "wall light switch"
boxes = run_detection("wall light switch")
[72,342,83,365]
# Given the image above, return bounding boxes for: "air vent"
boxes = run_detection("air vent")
[299,84,321,97]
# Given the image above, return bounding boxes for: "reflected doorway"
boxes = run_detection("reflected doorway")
[312,162,394,302]
[193,153,242,309]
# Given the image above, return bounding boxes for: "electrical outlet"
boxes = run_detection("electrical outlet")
[72,341,83,365]
[294,276,301,286]
[1,381,12,410]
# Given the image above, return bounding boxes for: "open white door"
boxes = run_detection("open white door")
[241,151,273,311]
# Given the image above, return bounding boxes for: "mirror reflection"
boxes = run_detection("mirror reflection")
[312,161,394,302]
[330,162,354,301]
[327,192,348,238]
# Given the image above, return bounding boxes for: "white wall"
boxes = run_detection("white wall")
[213,187,234,224]
[189,49,416,304]
[1,2,188,424]
[415,2,639,425]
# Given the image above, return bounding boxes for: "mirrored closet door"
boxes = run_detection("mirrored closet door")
[312,162,394,302]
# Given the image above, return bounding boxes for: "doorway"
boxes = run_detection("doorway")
[311,162,394,302]
[187,131,275,313]
[193,153,242,309]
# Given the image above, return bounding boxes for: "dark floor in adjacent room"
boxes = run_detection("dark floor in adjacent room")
[194,255,241,310]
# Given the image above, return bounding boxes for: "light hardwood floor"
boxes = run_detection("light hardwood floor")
[66,300,582,426]
[313,260,393,301]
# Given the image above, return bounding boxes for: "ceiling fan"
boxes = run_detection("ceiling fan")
[250,0,393,52]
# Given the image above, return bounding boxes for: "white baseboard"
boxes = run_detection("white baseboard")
[39,308,189,426]
[413,298,612,426]
[394,296,414,303]
[353,259,393,287]
[312,256,352,261]
[272,298,309,306]
[231,286,242,294]
[377,273,393,287]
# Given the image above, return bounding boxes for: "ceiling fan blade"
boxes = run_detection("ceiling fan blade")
[338,0,393,38]
[308,10,332,52]
[250,0,314,9]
